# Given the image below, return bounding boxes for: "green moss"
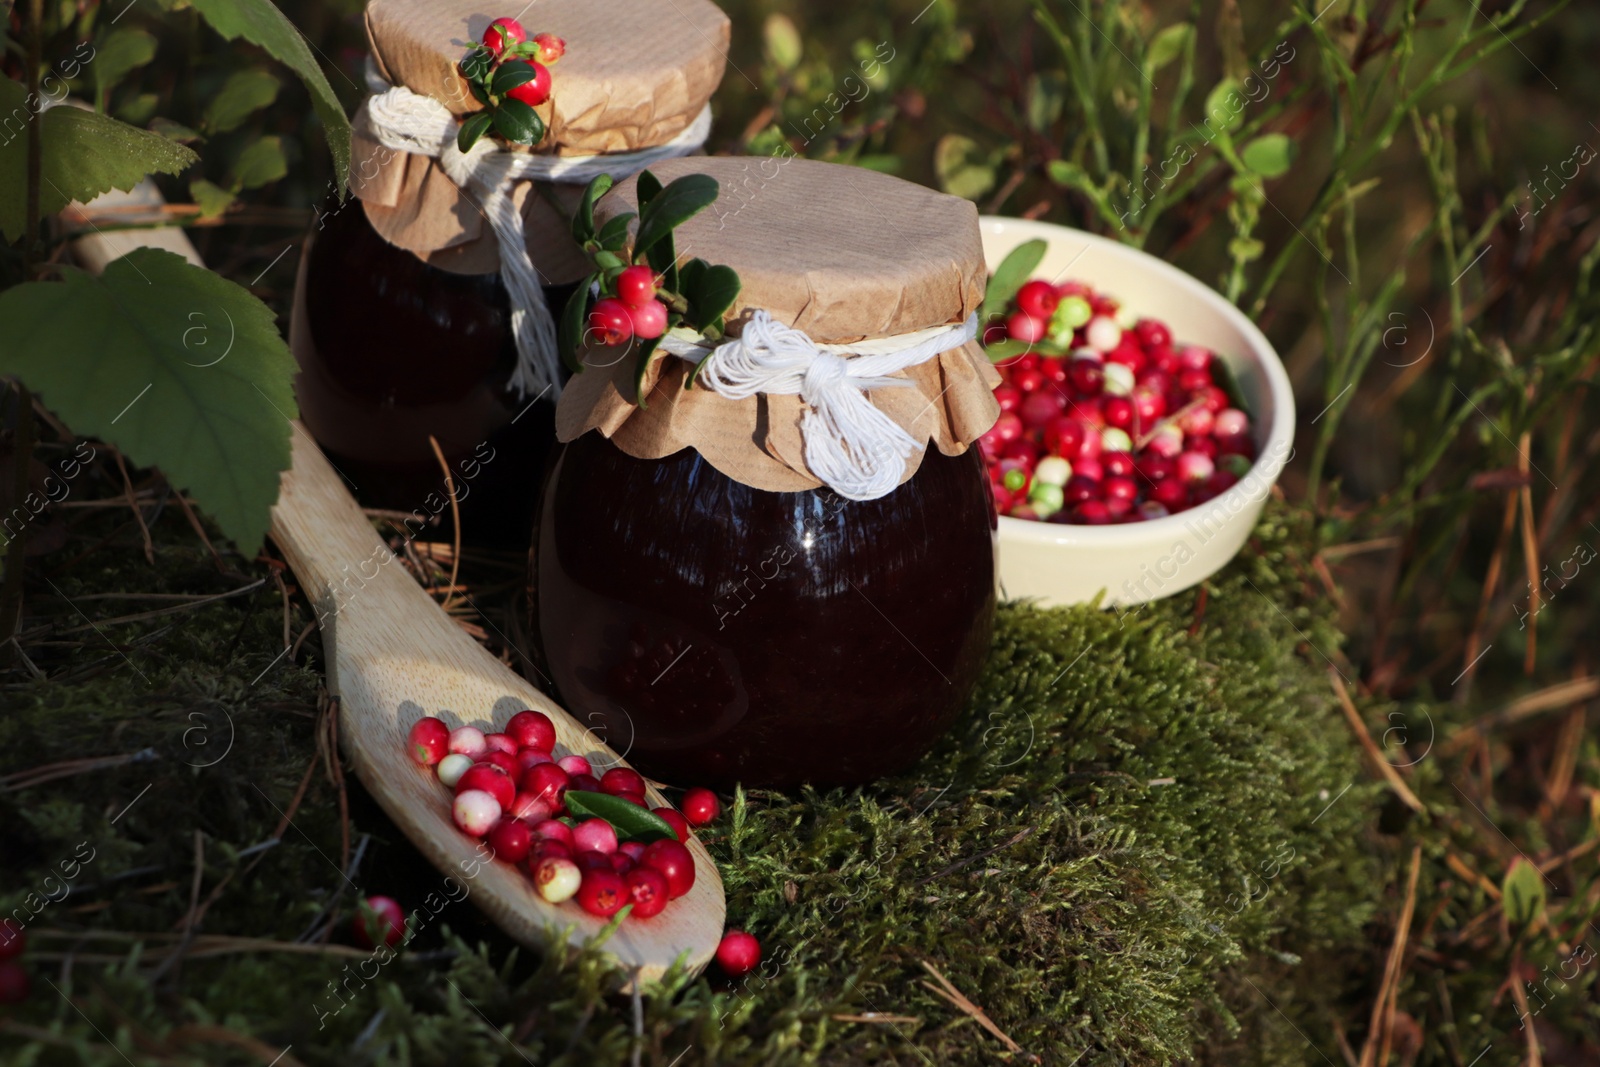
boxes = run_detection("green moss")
[1,504,1393,1065]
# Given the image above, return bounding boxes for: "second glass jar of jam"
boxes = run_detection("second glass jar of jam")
[290,0,729,546]
[534,158,1003,789]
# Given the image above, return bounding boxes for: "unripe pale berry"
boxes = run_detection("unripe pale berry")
[453,790,502,837]
[533,857,581,903]
[436,753,474,788]
[1033,456,1072,487]
[1085,316,1122,352]
[447,726,486,759]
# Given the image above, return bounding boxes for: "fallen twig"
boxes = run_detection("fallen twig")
[1329,672,1426,815]
[918,959,1036,1061]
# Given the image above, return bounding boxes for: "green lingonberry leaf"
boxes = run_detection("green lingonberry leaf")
[596,211,636,252]
[491,98,544,145]
[573,174,614,245]
[559,275,596,374]
[491,59,539,95]
[456,111,493,153]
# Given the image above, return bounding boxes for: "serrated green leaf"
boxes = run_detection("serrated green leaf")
[631,335,664,409]
[1201,79,1245,138]
[456,111,492,154]
[93,28,159,102]
[572,174,613,244]
[595,211,635,252]
[562,791,676,843]
[635,173,719,255]
[934,134,995,201]
[204,69,281,134]
[763,14,802,71]
[559,276,593,374]
[981,238,1047,326]
[490,60,539,95]
[1241,133,1294,178]
[150,118,204,144]
[0,248,297,554]
[686,263,740,331]
[228,134,288,191]
[186,0,351,190]
[190,178,235,219]
[1502,859,1546,926]
[0,79,198,242]
[1146,23,1193,74]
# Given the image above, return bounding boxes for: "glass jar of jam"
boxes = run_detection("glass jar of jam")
[290,0,730,546]
[534,158,1003,789]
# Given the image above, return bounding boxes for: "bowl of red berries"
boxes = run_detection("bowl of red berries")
[977,217,1295,607]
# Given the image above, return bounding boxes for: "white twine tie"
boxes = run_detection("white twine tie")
[661,311,979,501]
[360,72,713,399]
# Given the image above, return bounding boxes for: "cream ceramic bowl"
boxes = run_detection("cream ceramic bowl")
[979,217,1296,607]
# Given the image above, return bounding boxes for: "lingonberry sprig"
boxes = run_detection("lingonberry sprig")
[560,169,743,408]
[456,17,566,152]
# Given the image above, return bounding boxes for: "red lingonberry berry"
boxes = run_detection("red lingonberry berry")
[601,767,647,797]
[504,61,553,107]
[1075,499,1113,524]
[1019,391,1063,429]
[408,717,450,766]
[1102,396,1135,431]
[0,962,30,1004]
[456,764,515,809]
[532,32,566,64]
[681,787,720,826]
[992,384,1021,413]
[354,896,405,948]
[615,265,657,308]
[1015,280,1060,320]
[652,807,691,843]
[506,710,556,753]
[482,17,526,54]
[588,297,633,346]
[521,762,571,810]
[639,839,696,899]
[577,869,628,917]
[487,818,532,864]
[625,867,670,919]
[715,930,762,978]
[1065,357,1104,396]
[627,299,668,340]
[1006,312,1047,344]
[479,750,519,777]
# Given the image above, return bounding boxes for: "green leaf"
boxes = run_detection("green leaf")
[491,98,544,145]
[186,0,351,190]
[559,276,593,374]
[685,263,740,331]
[490,60,539,95]
[204,69,281,134]
[0,248,297,554]
[595,211,635,252]
[459,47,493,84]
[456,111,493,154]
[190,178,236,219]
[592,250,625,272]
[150,118,204,144]
[1502,859,1546,926]
[634,173,720,255]
[93,29,159,102]
[763,14,803,71]
[981,238,1047,325]
[630,335,664,409]
[562,791,677,843]
[1201,79,1246,138]
[635,168,663,211]
[934,134,995,201]
[228,135,288,191]
[572,174,614,244]
[0,79,198,242]
[1241,133,1294,179]
[1146,23,1193,74]
[1025,72,1064,133]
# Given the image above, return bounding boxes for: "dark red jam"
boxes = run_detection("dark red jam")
[533,433,997,789]
[295,200,572,547]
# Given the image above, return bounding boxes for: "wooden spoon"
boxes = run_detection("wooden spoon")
[268,426,726,979]
[65,181,724,979]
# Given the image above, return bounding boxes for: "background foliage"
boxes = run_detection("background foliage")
[3,0,1600,1064]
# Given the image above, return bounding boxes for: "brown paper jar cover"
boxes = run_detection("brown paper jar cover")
[350,0,729,278]
[553,156,1003,494]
